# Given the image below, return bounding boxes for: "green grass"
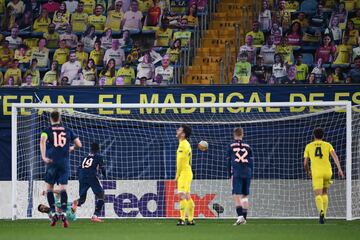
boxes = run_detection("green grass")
[0,219,359,240]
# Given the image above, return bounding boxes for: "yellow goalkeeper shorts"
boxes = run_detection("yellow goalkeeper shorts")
[312,170,333,190]
[177,173,193,193]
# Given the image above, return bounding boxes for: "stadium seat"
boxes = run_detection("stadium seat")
[302,53,314,66]
[300,0,317,13]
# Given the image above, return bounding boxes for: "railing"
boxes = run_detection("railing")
[219,59,225,84]
[224,42,233,84]
[180,0,219,84]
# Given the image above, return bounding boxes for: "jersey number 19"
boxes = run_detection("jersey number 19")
[82,158,93,168]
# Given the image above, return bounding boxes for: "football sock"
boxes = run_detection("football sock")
[242,208,248,220]
[322,194,329,218]
[94,199,104,217]
[236,206,243,217]
[179,199,187,221]
[187,198,195,222]
[60,190,68,213]
[47,191,55,213]
[315,195,324,214]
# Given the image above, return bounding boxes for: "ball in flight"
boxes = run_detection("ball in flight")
[198,140,208,152]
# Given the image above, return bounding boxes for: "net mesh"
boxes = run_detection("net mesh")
[14,104,360,219]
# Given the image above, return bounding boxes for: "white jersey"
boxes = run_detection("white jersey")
[155,65,174,85]
[61,60,82,83]
[260,45,276,64]
[103,48,125,67]
[272,63,287,78]
[5,36,22,50]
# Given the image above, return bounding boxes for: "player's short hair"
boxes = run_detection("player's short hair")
[50,111,60,122]
[313,127,324,139]
[233,127,244,137]
[181,124,192,139]
[38,204,50,214]
[90,142,100,153]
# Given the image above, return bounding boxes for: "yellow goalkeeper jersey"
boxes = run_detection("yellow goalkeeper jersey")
[304,140,334,174]
[176,139,192,179]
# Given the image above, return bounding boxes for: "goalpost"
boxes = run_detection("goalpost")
[11,101,360,220]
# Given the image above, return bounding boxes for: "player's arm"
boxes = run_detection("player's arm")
[40,132,52,164]
[175,148,186,181]
[69,130,82,152]
[304,157,311,177]
[226,146,232,179]
[303,145,311,177]
[330,150,345,178]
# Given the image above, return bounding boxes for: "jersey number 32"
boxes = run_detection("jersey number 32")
[233,147,249,163]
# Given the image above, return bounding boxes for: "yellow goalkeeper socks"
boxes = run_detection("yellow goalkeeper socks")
[187,198,195,222]
[179,199,187,221]
[322,194,329,217]
[315,195,324,214]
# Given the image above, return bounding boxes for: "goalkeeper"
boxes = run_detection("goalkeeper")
[38,190,77,221]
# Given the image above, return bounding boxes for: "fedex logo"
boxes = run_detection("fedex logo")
[100,181,216,218]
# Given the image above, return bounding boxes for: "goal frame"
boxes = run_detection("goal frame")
[11,101,353,220]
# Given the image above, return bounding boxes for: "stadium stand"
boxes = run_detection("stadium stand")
[0,0,359,86]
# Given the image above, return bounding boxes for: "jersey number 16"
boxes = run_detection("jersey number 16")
[53,132,66,147]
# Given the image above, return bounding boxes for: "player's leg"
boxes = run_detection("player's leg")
[322,188,329,218]
[45,166,56,212]
[240,177,251,221]
[185,175,195,225]
[90,177,105,222]
[186,192,195,225]
[321,171,332,219]
[232,176,246,225]
[312,174,325,224]
[44,165,58,226]
[58,168,70,228]
[177,175,187,226]
[46,183,56,212]
[77,179,91,207]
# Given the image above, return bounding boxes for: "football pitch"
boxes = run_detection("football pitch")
[0,219,359,240]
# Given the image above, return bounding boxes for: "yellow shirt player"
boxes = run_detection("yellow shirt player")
[175,124,195,226]
[303,127,344,224]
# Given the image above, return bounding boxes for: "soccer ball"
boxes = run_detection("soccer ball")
[198,140,208,152]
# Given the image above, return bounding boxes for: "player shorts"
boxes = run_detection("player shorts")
[79,176,104,197]
[177,173,193,193]
[45,164,69,185]
[232,176,251,195]
[312,170,333,190]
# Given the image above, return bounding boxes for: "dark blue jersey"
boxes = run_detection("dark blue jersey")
[41,124,77,164]
[79,153,105,178]
[226,140,253,178]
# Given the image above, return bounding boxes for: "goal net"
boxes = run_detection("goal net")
[11,102,360,220]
